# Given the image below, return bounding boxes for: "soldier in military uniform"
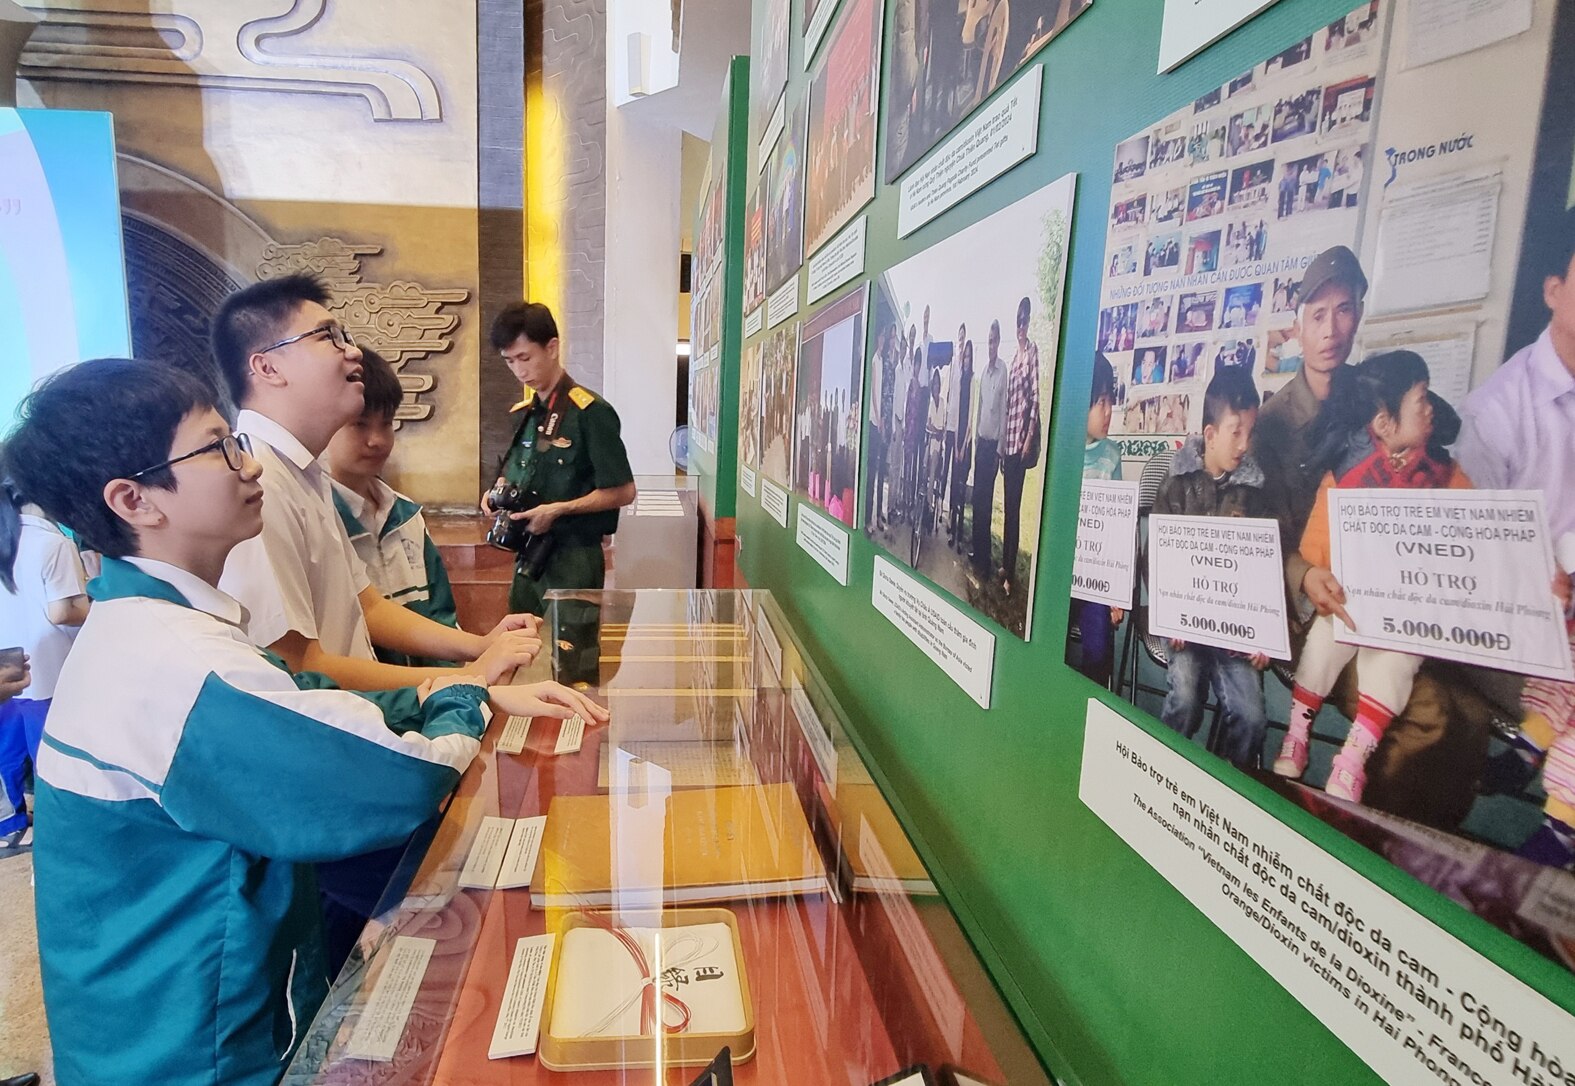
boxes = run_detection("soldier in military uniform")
[482,302,637,615]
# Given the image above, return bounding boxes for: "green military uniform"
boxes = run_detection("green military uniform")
[498,375,634,615]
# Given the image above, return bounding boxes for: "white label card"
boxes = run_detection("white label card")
[1148,514,1291,660]
[767,277,800,328]
[741,465,758,498]
[1157,0,1284,72]
[458,816,516,890]
[789,679,837,788]
[1072,479,1140,608]
[497,715,531,755]
[1080,699,1575,1086]
[744,305,764,338]
[898,65,1042,237]
[487,934,556,1060]
[1329,489,1573,681]
[760,478,790,527]
[871,557,995,708]
[498,815,547,890]
[345,936,436,1062]
[759,96,786,165]
[806,215,868,303]
[555,714,585,755]
[795,503,851,586]
[803,0,842,67]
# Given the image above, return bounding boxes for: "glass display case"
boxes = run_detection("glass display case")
[285,590,1053,1086]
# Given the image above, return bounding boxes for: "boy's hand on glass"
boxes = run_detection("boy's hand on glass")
[482,613,542,646]
[469,629,542,684]
[488,681,609,724]
[1303,567,1353,628]
[1110,607,1126,625]
[1248,652,1270,670]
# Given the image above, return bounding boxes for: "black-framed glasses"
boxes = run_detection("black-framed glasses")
[127,433,253,481]
[258,321,357,355]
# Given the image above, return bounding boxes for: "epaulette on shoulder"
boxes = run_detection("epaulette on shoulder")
[510,387,537,413]
[568,386,595,410]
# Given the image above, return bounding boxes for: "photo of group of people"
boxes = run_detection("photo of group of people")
[765,96,809,293]
[1069,0,1575,972]
[794,284,867,526]
[744,190,766,312]
[758,319,799,485]
[689,358,720,444]
[805,0,881,257]
[738,339,763,469]
[752,0,791,140]
[1096,0,1382,470]
[883,0,1090,183]
[863,173,1073,639]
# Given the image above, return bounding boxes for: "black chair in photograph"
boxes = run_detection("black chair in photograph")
[1114,448,1175,704]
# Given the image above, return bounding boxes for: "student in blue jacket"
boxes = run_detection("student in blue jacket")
[0,359,605,1086]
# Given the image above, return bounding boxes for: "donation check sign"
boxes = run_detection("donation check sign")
[1329,489,1574,681]
[1072,480,1140,609]
[1148,514,1291,659]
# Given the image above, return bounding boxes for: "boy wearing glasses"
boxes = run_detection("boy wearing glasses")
[200,274,538,691]
[1,359,605,1085]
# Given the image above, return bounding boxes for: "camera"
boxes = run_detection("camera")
[486,483,557,577]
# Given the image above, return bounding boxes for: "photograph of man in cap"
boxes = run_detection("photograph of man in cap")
[1252,245,1492,826]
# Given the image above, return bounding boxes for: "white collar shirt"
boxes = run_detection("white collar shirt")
[220,409,375,659]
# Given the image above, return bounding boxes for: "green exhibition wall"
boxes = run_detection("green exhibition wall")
[727,1,1575,1084]
[690,58,749,522]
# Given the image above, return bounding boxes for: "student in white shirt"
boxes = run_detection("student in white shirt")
[2,359,604,1085]
[0,482,88,847]
[194,274,539,690]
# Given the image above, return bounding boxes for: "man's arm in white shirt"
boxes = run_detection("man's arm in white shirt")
[1452,408,1510,490]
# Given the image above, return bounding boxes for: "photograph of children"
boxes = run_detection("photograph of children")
[738,339,763,469]
[1222,219,1269,268]
[1270,86,1322,144]
[1185,230,1221,275]
[1110,194,1147,230]
[1120,391,1191,435]
[1186,172,1227,222]
[692,361,720,443]
[1212,335,1257,371]
[1137,296,1172,340]
[1131,346,1167,386]
[1320,76,1375,138]
[752,0,791,138]
[805,0,882,257]
[1226,105,1269,156]
[1263,33,1313,75]
[1188,118,1226,166]
[884,0,1091,183]
[758,320,800,485]
[1112,134,1150,184]
[1261,325,1302,374]
[765,96,809,293]
[1145,231,1181,276]
[1070,0,1575,982]
[1176,290,1217,333]
[744,189,767,312]
[1098,302,1138,352]
[793,284,867,526]
[1149,123,1186,171]
[863,173,1074,639]
[1227,158,1275,213]
[1108,243,1138,278]
[1221,283,1264,329]
[1150,187,1185,226]
[1271,274,1301,314]
[1169,341,1204,381]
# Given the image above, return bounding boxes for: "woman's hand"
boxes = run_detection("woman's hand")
[488,681,610,724]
